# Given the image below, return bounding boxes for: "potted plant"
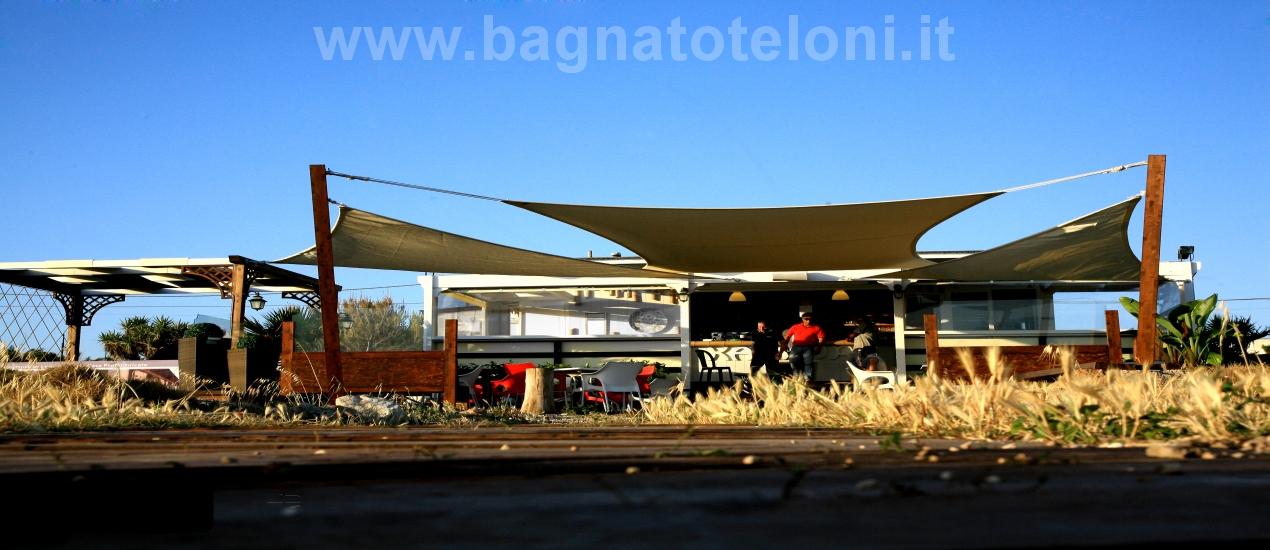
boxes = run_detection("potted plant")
[228,307,302,392]
[227,333,276,392]
[176,322,228,387]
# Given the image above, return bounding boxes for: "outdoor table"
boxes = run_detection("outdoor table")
[554,367,598,406]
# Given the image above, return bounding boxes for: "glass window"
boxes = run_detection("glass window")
[947,292,990,331]
[990,289,1040,331]
[438,287,681,337]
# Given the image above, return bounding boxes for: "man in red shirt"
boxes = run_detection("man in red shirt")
[786,312,826,379]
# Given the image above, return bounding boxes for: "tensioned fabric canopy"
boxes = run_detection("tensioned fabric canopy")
[878,195,1143,282]
[506,192,1002,273]
[276,206,684,279]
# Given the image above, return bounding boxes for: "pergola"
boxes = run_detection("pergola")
[0,256,331,361]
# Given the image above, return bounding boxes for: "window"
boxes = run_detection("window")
[438,287,681,337]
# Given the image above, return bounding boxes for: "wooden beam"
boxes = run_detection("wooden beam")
[1134,154,1166,366]
[64,324,80,362]
[310,164,344,397]
[443,319,458,404]
[923,312,939,379]
[228,263,248,349]
[1105,309,1122,367]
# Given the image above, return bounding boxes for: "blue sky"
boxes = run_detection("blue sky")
[1,1,1266,357]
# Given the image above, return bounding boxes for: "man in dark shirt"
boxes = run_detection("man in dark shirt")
[750,320,788,381]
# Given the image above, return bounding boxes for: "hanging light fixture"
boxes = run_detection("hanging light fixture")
[338,312,353,330]
[676,288,691,302]
[832,289,851,301]
[728,291,747,302]
[248,292,267,311]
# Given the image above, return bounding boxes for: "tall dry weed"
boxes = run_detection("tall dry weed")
[642,366,1270,444]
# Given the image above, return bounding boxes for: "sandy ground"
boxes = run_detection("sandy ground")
[3,425,1268,548]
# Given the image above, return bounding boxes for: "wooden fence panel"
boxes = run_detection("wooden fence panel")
[279,319,457,403]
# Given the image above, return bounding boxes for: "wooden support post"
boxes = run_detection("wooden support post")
[1105,310,1122,367]
[923,312,939,379]
[310,164,344,397]
[1134,154,1166,366]
[443,319,457,404]
[521,368,554,414]
[64,324,80,362]
[280,320,294,371]
[228,263,248,349]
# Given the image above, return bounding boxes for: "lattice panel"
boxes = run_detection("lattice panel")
[281,291,322,310]
[0,283,66,361]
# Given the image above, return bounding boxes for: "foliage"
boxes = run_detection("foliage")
[235,333,260,350]
[97,316,189,360]
[0,346,62,362]
[1207,315,1270,365]
[0,363,544,432]
[182,322,225,339]
[337,296,424,352]
[1121,294,1235,366]
[242,306,302,343]
[641,364,1270,445]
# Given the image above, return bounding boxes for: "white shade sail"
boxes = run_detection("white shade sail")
[879,195,1143,282]
[506,192,1002,273]
[276,206,685,279]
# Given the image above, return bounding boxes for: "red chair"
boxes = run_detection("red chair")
[636,364,656,396]
[474,363,569,406]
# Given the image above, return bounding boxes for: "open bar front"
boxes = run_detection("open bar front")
[418,254,1201,388]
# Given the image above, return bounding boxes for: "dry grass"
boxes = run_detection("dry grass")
[0,364,545,432]
[641,365,1270,445]
[6,353,1268,444]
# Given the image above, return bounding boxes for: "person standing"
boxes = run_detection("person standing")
[850,318,878,369]
[785,312,825,379]
[750,320,787,381]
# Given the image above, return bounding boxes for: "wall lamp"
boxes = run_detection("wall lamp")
[1177,245,1195,261]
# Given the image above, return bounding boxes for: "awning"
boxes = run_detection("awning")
[878,195,1143,282]
[276,206,685,279]
[0,256,324,296]
[505,192,1001,273]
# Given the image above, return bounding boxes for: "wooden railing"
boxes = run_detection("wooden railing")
[922,311,1124,381]
[279,319,457,403]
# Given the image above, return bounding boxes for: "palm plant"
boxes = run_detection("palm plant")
[1207,315,1269,365]
[0,346,61,362]
[242,306,303,344]
[97,316,189,360]
[1120,294,1233,366]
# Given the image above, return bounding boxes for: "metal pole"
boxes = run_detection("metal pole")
[310,164,344,396]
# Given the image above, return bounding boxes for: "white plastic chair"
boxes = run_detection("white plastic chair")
[846,360,898,390]
[456,365,488,403]
[580,361,644,412]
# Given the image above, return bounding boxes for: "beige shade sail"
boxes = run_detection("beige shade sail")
[276,206,684,279]
[879,195,1143,282]
[506,192,1001,273]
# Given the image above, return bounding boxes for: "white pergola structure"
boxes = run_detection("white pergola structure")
[0,256,328,361]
